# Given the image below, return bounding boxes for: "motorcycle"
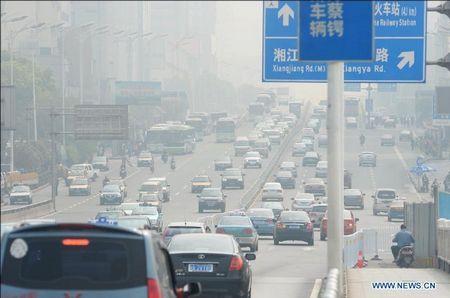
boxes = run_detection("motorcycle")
[120,168,127,179]
[161,153,168,164]
[396,246,414,268]
[170,160,176,170]
[102,178,110,187]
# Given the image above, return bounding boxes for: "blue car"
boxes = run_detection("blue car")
[216,215,259,251]
[247,208,276,237]
[1,223,201,298]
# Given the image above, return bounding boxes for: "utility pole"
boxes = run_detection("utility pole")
[138,1,144,80]
[32,51,38,141]
[50,107,57,210]
[327,61,344,295]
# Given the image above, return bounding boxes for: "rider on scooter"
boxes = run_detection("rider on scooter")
[391,224,415,262]
[359,133,366,146]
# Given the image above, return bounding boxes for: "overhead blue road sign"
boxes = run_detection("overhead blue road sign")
[299,1,373,61]
[262,1,426,82]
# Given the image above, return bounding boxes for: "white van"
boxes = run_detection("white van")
[372,188,398,215]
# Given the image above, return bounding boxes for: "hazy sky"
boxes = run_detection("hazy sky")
[215,1,445,101]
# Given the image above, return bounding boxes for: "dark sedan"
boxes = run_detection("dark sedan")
[274,171,296,189]
[274,211,314,246]
[169,233,255,298]
[214,156,233,171]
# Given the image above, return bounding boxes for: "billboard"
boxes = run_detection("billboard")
[75,105,128,140]
[115,81,161,105]
[1,85,15,130]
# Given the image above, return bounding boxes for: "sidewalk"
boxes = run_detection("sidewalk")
[347,268,450,298]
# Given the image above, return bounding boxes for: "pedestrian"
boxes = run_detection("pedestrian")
[410,138,415,151]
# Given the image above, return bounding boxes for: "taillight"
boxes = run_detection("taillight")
[229,255,244,271]
[62,238,90,246]
[216,227,225,233]
[147,278,162,298]
[306,223,313,231]
[244,228,253,235]
[276,223,284,229]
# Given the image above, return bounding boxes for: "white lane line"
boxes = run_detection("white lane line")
[183,185,187,190]
[393,146,422,201]
[309,279,323,298]
[39,166,143,218]
[175,192,180,196]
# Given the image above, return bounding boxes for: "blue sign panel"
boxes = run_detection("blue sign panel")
[344,83,361,92]
[299,1,373,61]
[262,1,426,82]
[438,192,450,220]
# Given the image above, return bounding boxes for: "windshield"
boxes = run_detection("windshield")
[116,218,149,229]
[280,212,309,221]
[95,211,123,219]
[169,235,233,253]
[133,206,158,215]
[103,185,120,192]
[261,202,283,209]
[140,184,159,192]
[219,216,252,226]
[312,205,328,212]
[193,176,210,182]
[11,186,30,192]
[200,189,222,197]
[377,190,396,199]
[72,179,88,185]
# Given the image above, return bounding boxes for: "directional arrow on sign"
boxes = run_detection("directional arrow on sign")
[278,3,294,27]
[397,51,415,70]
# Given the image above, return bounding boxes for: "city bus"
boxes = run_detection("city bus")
[248,103,265,123]
[188,112,211,135]
[185,117,204,141]
[145,124,170,153]
[163,124,196,155]
[146,123,196,155]
[215,117,236,143]
[344,98,360,117]
[256,92,276,112]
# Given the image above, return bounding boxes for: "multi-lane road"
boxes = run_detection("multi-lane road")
[2,108,431,298]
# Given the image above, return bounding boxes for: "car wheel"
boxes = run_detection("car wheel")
[320,234,326,241]
[308,238,314,246]
[274,237,279,245]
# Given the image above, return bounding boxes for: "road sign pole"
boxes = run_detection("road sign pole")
[327,61,344,295]
[50,107,56,210]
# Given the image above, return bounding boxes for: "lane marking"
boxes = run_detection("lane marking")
[309,279,323,298]
[183,185,187,190]
[393,146,422,201]
[175,192,180,196]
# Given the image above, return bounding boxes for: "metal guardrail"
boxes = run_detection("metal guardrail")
[1,199,54,222]
[320,268,340,298]
[437,219,450,272]
[198,102,312,228]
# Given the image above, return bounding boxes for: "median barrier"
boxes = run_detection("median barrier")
[362,228,381,260]
[1,199,54,222]
[437,219,450,273]
[343,231,364,268]
[320,268,339,298]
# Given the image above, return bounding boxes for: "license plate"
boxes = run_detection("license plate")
[288,225,301,229]
[207,202,216,206]
[188,263,213,272]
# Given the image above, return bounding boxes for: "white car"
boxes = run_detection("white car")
[262,182,284,201]
[68,163,99,182]
[315,161,328,178]
[291,193,315,212]
[138,181,164,201]
[9,185,32,205]
[244,151,262,168]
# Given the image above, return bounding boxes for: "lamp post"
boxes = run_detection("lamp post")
[78,22,94,104]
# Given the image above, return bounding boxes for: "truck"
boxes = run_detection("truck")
[344,98,360,117]
[1,171,39,193]
[289,101,302,118]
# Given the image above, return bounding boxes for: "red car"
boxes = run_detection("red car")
[320,209,358,241]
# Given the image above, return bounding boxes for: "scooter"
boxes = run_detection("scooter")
[120,168,127,179]
[396,246,414,268]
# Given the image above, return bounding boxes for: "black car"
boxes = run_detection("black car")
[221,168,245,189]
[1,223,201,298]
[198,188,226,213]
[214,156,233,171]
[274,171,296,189]
[169,233,255,298]
[274,211,314,246]
[99,184,123,205]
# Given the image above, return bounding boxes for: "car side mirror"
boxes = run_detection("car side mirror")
[214,225,218,228]
[245,253,257,262]
[355,218,359,222]
[176,282,202,298]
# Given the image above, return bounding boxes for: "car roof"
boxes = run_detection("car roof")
[193,175,210,178]
[264,182,282,188]
[360,151,375,154]
[305,178,325,184]
[376,188,396,192]
[317,161,328,166]
[148,177,166,181]
[141,181,161,186]
[344,189,362,195]
[305,151,318,156]
[281,161,295,166]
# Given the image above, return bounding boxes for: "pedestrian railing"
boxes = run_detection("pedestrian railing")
[437,219,450,271]
[343,231,365,268]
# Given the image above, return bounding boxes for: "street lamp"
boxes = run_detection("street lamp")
[78,22,94,104]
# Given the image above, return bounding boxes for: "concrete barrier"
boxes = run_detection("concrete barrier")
[1,199,54,222]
